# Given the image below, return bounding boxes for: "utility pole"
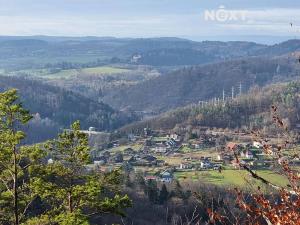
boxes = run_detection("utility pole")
[239,82,242,96]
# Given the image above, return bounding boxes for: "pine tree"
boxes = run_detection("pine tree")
[0,89,45,225]
[31,121,132,224]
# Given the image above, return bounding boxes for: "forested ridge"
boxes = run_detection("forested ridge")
[104,56,300,112]
[119,82,300,133]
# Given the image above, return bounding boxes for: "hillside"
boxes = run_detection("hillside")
[119,82,300,133]
[0,76,136,142]
[103,56,300,112]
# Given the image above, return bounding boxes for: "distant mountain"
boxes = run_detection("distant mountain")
[103,56,300,112]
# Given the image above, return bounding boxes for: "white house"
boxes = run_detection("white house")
[253,141,263,149]
[241,150,254,159]
[154,146,168,153]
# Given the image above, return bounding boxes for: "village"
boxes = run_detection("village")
[85,126,298,187]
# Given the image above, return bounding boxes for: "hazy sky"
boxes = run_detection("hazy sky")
[1,0,300,40]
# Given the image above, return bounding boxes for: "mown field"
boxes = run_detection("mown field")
[174,169,288,188]
[107,144,143,153]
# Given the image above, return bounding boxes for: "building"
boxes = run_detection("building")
[160,171,173,183]
[227,142,238,151]
[144,176,158,182]
[124,148,135,155]
[179,163,193,170]
[200,161,212,169]
[253,141,263,149]
[168,133,181,142]
[131,54,142,63]
[154,145,168,153]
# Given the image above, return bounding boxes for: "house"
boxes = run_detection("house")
[94,160,105,166]
[154,145,168,153]
[143,127,152,137]
[200,161,212,169]
[160,171,173,183]
[131,54,142,63]
[227,142,238,151]
[128,134,136,142]
[216,154,223,161]
[144,176,158,181]
[89,127,96,132]
[253,141,263,149]
[240,150,254,159]
[223,154,234,164]
[168,133,181,142]
[179,163,193,170]
[157,160,165,166]
[93,155,107,164]
[124,148,135,155]
[166,139,177,148]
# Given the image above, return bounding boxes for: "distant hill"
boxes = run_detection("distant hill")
[0,76,136,133]
[119,81,300,133]
[103,56,300,112]
[1,36,300,70]
[0,37,268,69]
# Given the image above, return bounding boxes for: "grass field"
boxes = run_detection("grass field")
[108,144,143,154]
[7,66,131,79]
[174,170,288,188]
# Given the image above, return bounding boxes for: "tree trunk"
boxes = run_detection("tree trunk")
[13,148,19,225]
[68,191,73,213]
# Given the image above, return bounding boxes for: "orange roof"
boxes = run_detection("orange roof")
[227,142,237,150]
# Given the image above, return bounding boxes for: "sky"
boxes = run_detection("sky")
[0,0,300,42]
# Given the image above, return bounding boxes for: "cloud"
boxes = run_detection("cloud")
[0,2,300,38]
